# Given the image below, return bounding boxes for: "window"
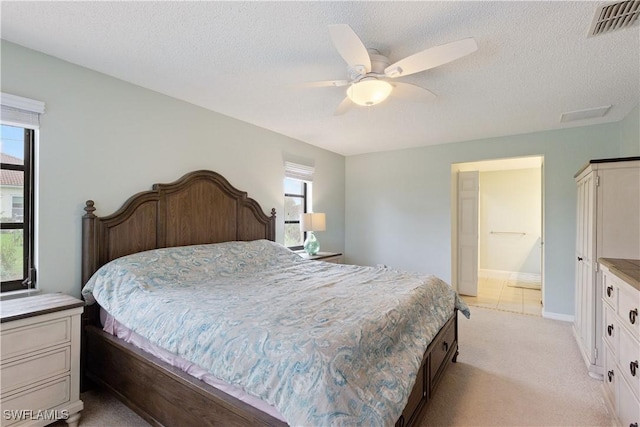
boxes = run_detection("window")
[283,161,314,249]
[1,93,43,293]
[284,178,308,249]
[12,196,24,221]
[1,125,35,291]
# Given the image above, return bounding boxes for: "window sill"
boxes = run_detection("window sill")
[0,288,41,301]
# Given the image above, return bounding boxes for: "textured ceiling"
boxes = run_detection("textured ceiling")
[1,1,638,156]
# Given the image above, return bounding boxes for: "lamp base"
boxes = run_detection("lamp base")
[303,232,320,255]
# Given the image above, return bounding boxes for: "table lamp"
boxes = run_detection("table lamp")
[301,213,326,255]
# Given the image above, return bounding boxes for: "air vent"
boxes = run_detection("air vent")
[560,105,612,123]
[588,1,640,37]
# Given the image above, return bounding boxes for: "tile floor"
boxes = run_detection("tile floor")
[461,272,542,316]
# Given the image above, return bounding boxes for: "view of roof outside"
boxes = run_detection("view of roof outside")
[1,124,26,282]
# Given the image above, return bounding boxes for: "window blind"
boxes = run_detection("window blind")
[1,93,45,129]
[284,161,314,182]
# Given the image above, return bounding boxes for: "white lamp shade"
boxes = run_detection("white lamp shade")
[301,213,326,232]
[347,79,393,106]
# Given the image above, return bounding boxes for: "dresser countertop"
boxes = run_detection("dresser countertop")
[599,258,640,291]
[0,293,84,323]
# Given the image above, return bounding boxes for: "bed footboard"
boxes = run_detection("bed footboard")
[396,310,459,427]
[85,325,287,427]
[85,311,458,427]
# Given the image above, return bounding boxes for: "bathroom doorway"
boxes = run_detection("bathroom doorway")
[452,156,544,316]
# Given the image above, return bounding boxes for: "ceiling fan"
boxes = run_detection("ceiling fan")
[309,25,478,115]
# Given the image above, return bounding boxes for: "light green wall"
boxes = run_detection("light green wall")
[2,39,635,317]
[345,124,621,317]
[1,41,345,298]
[619,104,640,156]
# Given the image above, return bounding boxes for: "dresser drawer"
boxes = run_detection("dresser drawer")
[618,282,640,340]
[618,326,640,399]
[603,344,616,406]
[604,304,618,349]
[602,270,617,311]
[618,373,640,427]
[0,376,70,427]
[1,346,70,394]
[1,317,71,360]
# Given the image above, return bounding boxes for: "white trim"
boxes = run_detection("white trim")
[0,93,45,114]
[0,92,45,129]
[542,309,574,322]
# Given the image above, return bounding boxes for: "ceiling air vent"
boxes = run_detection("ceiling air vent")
[560,105,612,123]
[588,0,640,37]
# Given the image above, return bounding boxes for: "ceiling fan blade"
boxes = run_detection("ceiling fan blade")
[328,24,371,73]
[391,82,437,102]
[301,79,350,88]
[385,38,478,78]
[334,97,353,116]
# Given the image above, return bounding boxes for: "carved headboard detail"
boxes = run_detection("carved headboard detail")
[81,170,276,285]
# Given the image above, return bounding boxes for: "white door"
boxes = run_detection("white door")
[457,171,479,296]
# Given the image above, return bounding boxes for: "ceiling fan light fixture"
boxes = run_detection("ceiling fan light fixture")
[347,79,393,106]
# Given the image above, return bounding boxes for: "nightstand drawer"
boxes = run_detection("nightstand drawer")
[1,346,70,394]
[1,317,71,360]
[1,376,70,427]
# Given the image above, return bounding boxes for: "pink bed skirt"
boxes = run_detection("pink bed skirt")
[100,308,286,422]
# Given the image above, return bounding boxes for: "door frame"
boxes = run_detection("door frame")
[451,156,545,301]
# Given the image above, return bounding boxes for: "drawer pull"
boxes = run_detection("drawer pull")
[606,285,613,297]
[630,308,638,325]
[577,257,583,261]
[607,324,614,336]
[631,360,639,377]
[443,341,449,352]
[607,370,614,382]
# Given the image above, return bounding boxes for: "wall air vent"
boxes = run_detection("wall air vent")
[588,0,640,37]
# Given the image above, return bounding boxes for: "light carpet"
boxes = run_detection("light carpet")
[57,307,612,427]
[421,306,611,426]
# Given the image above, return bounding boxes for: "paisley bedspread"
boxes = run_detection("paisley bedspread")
[82,239,469,427]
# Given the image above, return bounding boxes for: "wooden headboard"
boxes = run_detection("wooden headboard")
[81,170,276,285]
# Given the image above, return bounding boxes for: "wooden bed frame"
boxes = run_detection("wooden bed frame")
[80,170,459,427]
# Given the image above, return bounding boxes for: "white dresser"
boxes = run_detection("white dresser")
[601,258,639,427]
[574,158,640,379]
[0,294,84,427]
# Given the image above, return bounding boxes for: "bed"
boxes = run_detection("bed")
[80,170,468,427]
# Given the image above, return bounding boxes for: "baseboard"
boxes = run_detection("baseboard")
[542,309,574,322]
[478,269,511,279]
[479,269,541,280]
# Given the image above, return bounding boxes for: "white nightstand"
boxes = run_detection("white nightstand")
[0,294,84,427]
[297,251,343,264]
